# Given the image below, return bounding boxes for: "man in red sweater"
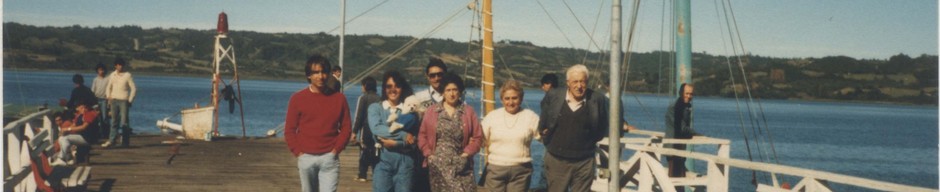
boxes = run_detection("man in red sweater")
[284,55,352,192]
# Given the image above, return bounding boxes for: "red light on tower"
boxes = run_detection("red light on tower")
[217,12,228,35]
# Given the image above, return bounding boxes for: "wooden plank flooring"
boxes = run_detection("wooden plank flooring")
[83,135,372,192]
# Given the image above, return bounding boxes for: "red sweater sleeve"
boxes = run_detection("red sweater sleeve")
[284,93,301,157]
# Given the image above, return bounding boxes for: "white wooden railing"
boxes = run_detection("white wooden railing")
[597,130,935,192]
[3,109,52,192]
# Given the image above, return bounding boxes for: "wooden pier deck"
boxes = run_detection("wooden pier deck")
[83,135,372,192]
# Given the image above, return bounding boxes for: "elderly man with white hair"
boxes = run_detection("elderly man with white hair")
[537,64,620,192]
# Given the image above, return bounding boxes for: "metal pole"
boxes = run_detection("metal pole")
[212,35,222,136]
[675,0,691,92]
[339,0,346,84]
[231,45,246,138]
[608,0,623,191]
[675,1,693,191]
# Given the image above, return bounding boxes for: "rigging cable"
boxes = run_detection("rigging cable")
[619,0,662,128]
[580,0,606,65]
[560,0,608,84]
[560,0,605,52]
[533,0,577,48]
[656,0,667,96]
[468,0,483,106]
[327,0,393,34]
[725,0,780,164]
[712,0,759,184]
[343,1,473,90]
[466,0,480,81]
[719,0,768,166]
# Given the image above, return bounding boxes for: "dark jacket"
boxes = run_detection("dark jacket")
[352,92,381,145]
[68,84,97,109]
[664,99,696,149]
[538,88,618,159]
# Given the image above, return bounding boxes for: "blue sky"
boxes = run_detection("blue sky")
[3,0,937,59]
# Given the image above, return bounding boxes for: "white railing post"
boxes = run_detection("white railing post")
[707,160,728,191]
[637,153,655,192]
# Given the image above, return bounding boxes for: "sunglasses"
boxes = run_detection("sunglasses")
[428,72,443,78]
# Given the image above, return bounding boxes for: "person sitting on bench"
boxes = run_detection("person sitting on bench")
[54,103,99,166]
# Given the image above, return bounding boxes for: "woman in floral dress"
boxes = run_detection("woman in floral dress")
[418,73,483,192]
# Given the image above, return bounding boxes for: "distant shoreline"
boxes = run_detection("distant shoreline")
[6,68,935,107]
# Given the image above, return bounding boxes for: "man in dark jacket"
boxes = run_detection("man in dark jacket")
[665,83,699,191]
[352,77,382,181]
[67,73,97,112]
[538,64,620,192]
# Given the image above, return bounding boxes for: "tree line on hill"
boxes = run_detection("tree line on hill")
[3,22,936,105]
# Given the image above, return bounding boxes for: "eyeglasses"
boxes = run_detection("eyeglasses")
[428,72,443,78]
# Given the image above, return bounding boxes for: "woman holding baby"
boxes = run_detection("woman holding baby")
[418,72,483,192]
[368,70,420,192]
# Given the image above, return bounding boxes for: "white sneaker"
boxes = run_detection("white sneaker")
[101,141,113,148]
[51,159,68,166]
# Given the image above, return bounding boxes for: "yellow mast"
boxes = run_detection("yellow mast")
[481,0,495,114]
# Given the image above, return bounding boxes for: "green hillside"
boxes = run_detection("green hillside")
[3,22,936,105]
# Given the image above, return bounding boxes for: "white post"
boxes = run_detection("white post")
[339,0,346,84]
[609,0,623,191]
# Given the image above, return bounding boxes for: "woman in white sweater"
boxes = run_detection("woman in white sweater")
[481,80,540,192]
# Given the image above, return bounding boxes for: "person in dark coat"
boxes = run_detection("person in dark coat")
[664,83,699,191]
[67,73,97,112]
[352,77,382,181]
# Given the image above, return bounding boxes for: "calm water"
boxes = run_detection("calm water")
[4,71,937,191]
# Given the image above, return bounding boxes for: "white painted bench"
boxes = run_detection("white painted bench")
[27,127,94,192]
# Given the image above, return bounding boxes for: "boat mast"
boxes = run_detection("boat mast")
[675,0,693,190]
[481,0,495,114]
[608,0,623,191]
[675,0,692,91]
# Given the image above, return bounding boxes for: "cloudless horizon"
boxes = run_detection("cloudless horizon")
[3,0,938,60]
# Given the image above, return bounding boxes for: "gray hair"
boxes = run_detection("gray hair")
[566,64,589,80]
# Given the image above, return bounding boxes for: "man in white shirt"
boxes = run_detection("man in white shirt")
[102,58,136,148]
[413,58,447,106]
[91,63,110,138]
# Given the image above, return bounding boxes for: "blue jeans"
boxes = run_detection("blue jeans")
[57,134,88,162]
[108,99,129,143]
[97,98,109,137]
[372,149,414,192]
[298,153,340,192]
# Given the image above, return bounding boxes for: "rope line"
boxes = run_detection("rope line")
[533,0,577,48]
[712,0,759,184]
[327,0,393,34]
[343,1,473,90]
